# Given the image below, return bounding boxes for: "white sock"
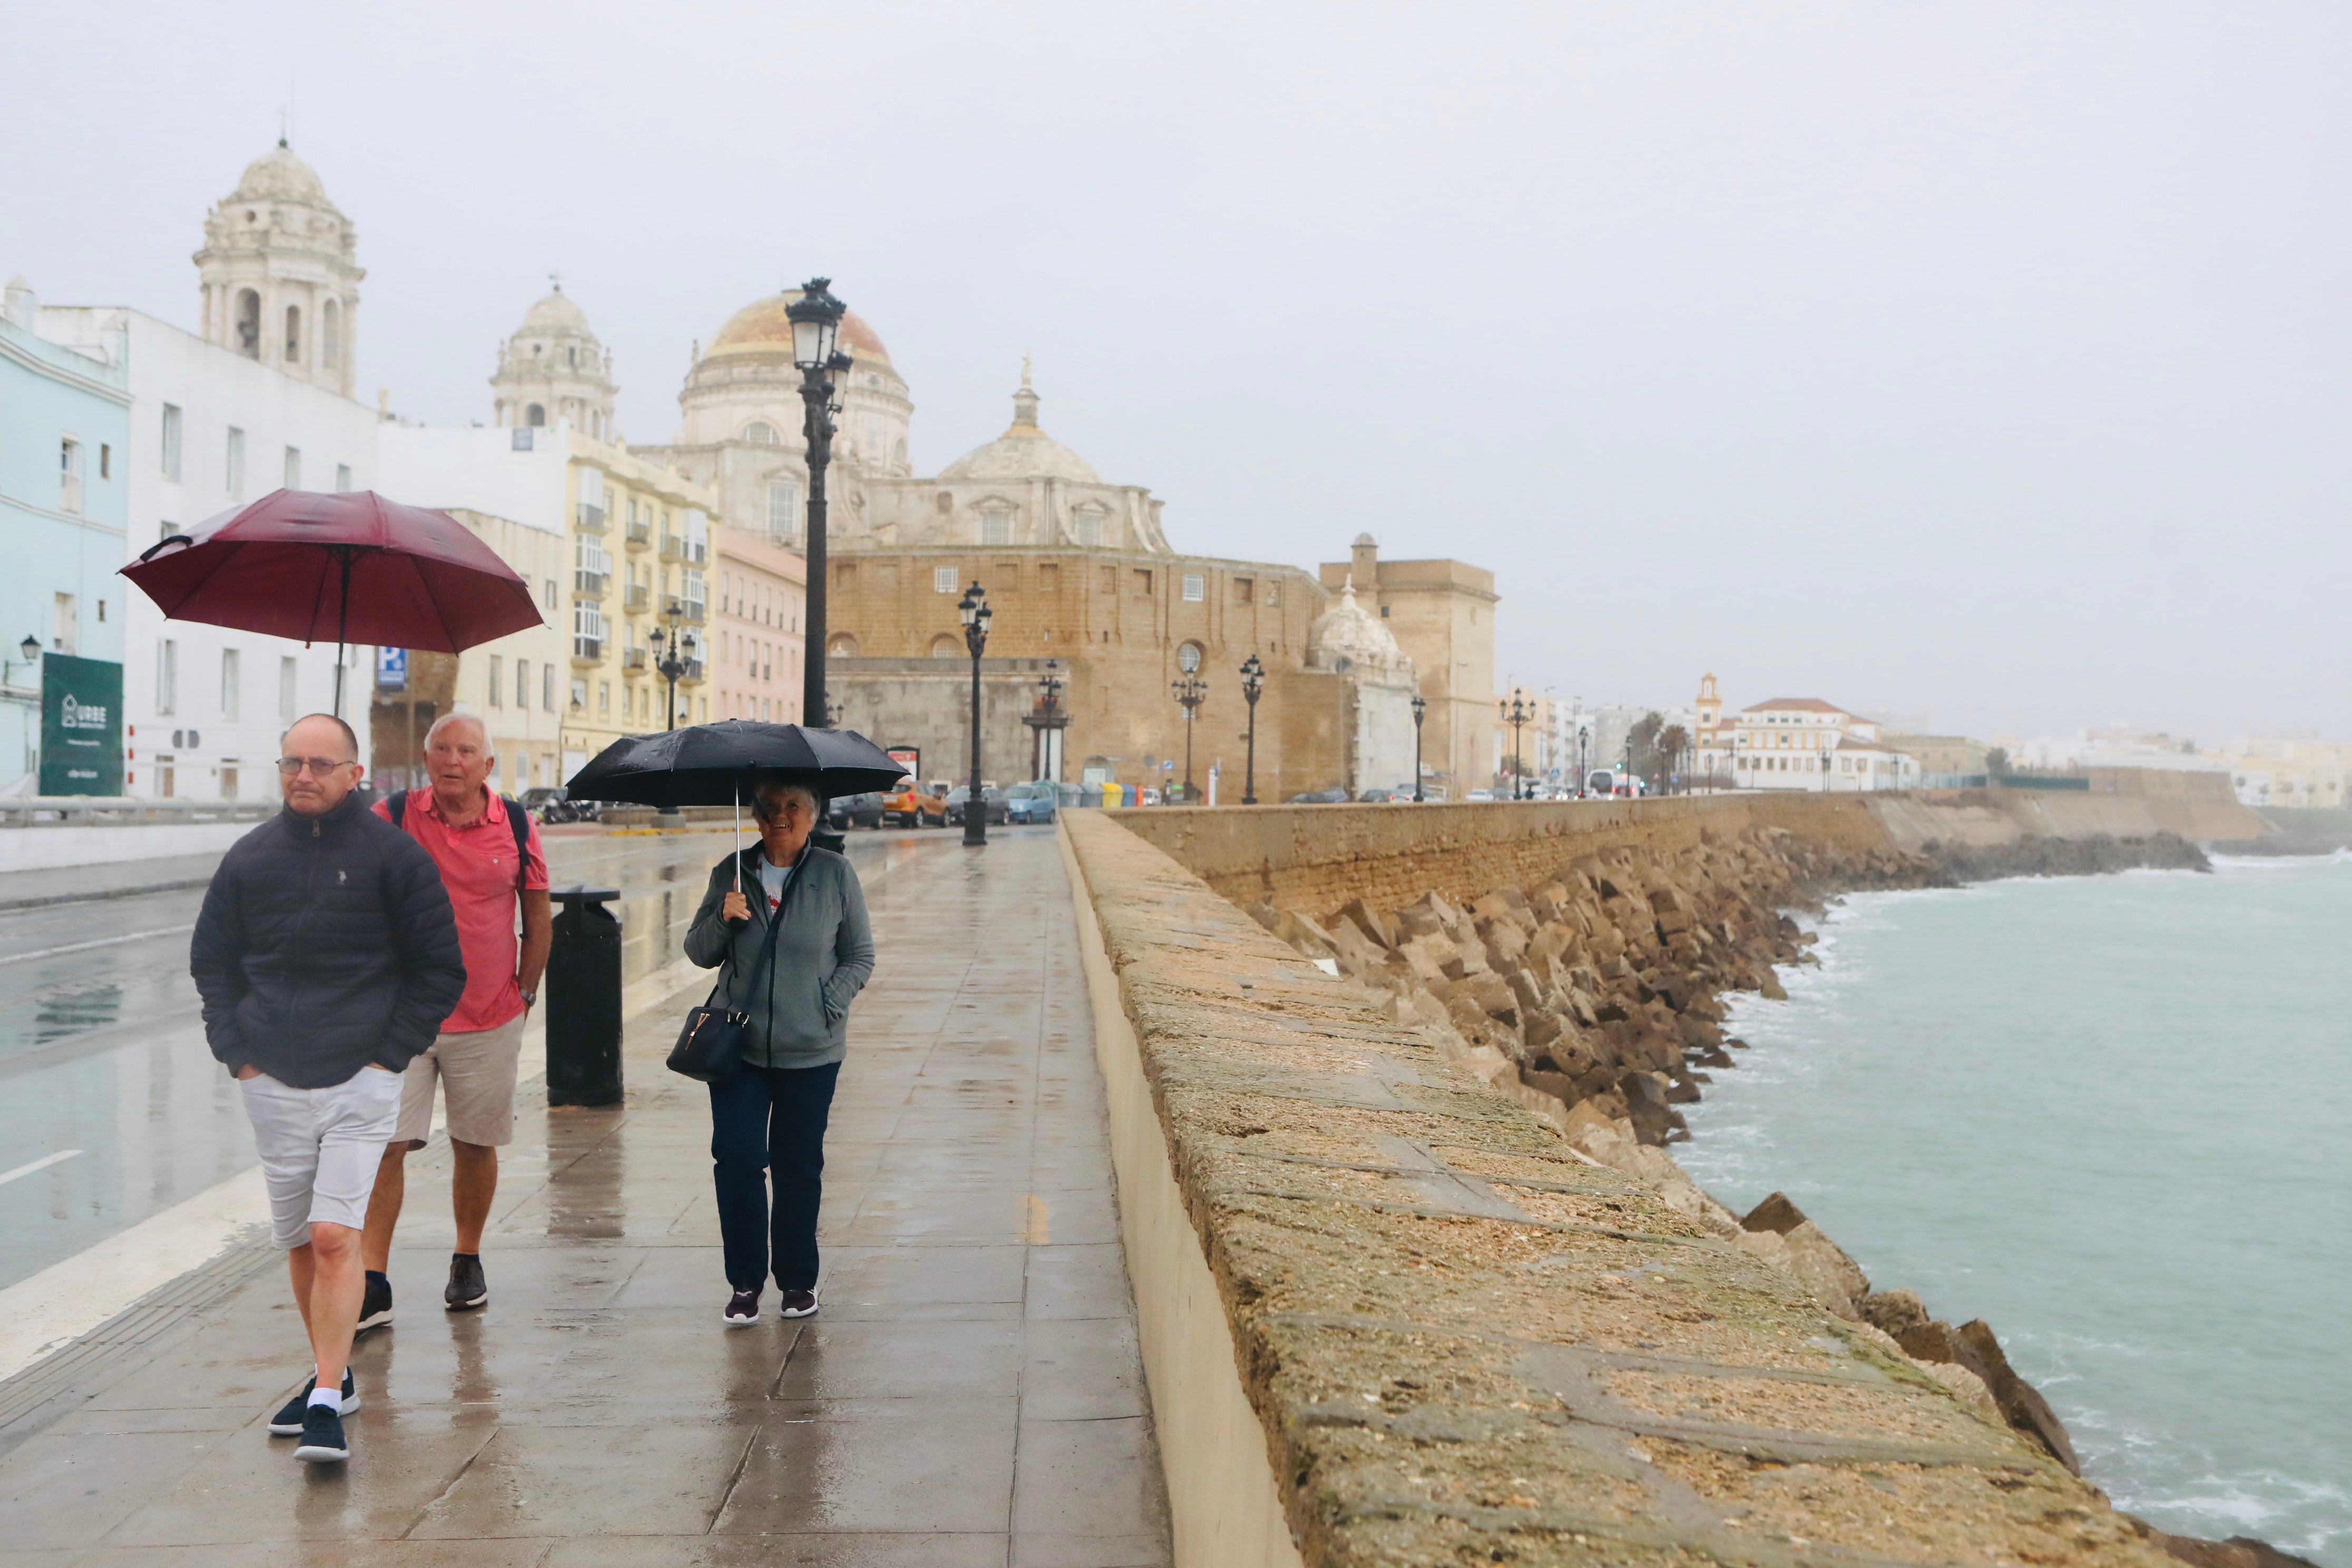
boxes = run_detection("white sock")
[309,1381,342,1408]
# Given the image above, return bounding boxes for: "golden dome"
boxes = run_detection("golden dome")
[705,290,890,367]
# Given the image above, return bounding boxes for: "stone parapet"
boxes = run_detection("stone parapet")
[1060,809,2167,1567]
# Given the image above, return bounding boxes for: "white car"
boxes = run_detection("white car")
[1465,789,1495,802]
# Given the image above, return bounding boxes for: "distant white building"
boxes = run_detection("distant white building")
[36,143,383,798]
[1724,695,1918,792]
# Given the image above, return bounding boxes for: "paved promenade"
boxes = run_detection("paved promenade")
[0,827,1170,1566]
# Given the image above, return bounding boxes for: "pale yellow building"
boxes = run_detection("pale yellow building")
[562,442,718,768]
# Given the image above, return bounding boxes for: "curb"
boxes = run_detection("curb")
[0,877,215,915]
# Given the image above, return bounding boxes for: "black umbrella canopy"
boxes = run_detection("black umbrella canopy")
[564,721,909,809]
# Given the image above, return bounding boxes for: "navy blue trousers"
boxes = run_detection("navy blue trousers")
[708,1060,840,1292]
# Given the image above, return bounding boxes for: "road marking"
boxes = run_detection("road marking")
[0,926,196,967]
[0,1150,80,1187]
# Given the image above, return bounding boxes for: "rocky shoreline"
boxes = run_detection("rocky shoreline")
[1247,823,2314,1567]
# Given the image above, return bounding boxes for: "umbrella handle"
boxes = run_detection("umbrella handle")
[734,780,741,894]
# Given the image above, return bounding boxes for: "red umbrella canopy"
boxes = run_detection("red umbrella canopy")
[120,489,543,654]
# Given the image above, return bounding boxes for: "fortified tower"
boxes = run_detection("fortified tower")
[192,140,362,398]
[491,285,618,439]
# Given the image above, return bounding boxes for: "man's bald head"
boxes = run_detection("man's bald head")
[279,713,364,816]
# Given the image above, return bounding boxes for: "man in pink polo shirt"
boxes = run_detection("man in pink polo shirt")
[360,712,551,1324]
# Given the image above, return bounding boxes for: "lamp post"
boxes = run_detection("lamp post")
[958,581,993,846]
[1410,693,1427,802]
[3,634,40,691]
[1170,671,1206,802]
[648,602,691,730]
[1238,653,1265,805]
[1576,721,1589,796]
[1500,690,1533,799]
[788,278,850,727]
[1023,659,1067,782]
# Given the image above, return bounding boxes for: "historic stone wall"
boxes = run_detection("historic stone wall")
[1060,809,2172,1567]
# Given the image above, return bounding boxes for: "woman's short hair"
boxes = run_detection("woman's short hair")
[751,772,822,820]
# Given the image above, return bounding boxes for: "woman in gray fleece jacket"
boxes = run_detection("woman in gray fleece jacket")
[683,773,874,1324]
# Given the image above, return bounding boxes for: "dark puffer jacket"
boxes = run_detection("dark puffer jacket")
[191,791,466,1088]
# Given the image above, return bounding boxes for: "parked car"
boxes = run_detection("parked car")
[1355,787,1407,803]
[1286,787,1350,803]
[1004,782,1059,824]
[944,785,1010,826]
[827,791,885,830]
[518,786,573,823]
[880,778,948,827]
[1464,789,1495,802]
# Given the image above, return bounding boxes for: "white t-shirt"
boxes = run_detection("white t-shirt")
[758,857,793,914]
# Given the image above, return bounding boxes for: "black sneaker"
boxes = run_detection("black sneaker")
[779,1288,818,1319]
[269,1369,358,1435]
[292,1403,350,1463]
[357,1271,394,1332]
[445,1253,487,1311]
[723,1288,759,1326]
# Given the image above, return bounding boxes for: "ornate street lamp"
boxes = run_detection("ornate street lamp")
[1500,690,1533,799]
[958,581,993,846]
[1238,653,1265,805]
[648,601,692,730]
[1023,659,1068,782]
[788,278,851,727]
[1170,671,1206,802]
[1410,693,1427,802]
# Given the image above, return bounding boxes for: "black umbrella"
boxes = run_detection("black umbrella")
[564,721,908,809]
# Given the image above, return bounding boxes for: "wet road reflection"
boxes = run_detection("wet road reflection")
[0,825,931,1292]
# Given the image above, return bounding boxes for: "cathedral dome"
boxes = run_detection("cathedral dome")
[522,288,592,332]
[938,363,1100,484]
[705,290,891,367]
[1309,577,1409,675]
[229,141,331,206]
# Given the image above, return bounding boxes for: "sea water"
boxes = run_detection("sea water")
[1674,852,2351,1562]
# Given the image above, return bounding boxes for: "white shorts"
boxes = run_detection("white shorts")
[395,1014,527,1149]
[239,1067,405,1250]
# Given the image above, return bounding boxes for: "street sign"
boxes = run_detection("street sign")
[376,645,408,691]
[38,654,123,796]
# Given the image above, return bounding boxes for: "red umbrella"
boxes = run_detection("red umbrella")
[121,489,544,714]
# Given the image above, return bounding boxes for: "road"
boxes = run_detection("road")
[0,824,955,1293]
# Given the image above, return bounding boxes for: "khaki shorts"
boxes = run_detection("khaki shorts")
[395,1014,527,1149]
[240,1067,405,1249]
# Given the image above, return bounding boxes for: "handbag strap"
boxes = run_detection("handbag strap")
[709,845,810,1014]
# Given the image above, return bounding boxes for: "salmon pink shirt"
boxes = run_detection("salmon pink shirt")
[374,789,549,1032]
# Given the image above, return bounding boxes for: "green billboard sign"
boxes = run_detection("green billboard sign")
[39,653,123,796]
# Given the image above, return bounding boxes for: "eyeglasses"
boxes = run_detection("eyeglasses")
[277,756,355,777]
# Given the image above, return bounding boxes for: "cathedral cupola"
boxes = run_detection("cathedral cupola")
[193,140,364,397]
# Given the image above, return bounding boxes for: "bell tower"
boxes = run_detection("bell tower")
[193,141,364,398]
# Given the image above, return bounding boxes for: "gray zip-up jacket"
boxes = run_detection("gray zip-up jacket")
[683,845,875,1070]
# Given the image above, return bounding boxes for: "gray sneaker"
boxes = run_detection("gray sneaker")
[445,1253,487,1311]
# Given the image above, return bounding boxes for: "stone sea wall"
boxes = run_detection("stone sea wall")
[1086,795,2306,1566]
[1062,806,2200,1567]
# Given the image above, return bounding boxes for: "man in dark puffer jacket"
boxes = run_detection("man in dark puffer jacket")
[191,713,464,1464]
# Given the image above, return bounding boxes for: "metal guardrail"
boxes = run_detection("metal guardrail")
[0,797,275,828]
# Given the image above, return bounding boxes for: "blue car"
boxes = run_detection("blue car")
[1004,781,1059,824]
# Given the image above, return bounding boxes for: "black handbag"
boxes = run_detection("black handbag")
[667,851,802,1082]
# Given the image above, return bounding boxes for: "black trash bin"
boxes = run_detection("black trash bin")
[546,884,623,1107]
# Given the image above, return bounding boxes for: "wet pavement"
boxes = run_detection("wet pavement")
[0,824,1169,1564]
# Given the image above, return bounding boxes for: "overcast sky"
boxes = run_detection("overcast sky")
[11,1,2347,743]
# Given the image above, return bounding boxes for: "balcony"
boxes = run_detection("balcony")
[623,647,648,672]
[658,535,707,565]
[624,518,651,551]
[625,583,650,613]
[669,596,707,626]
[678,658,706,687]
[570,638,603,667]
[573,570,609,598]
[575,503,606,534]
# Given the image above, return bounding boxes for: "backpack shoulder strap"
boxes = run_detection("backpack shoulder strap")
[387,789,408,827]
[500,795,531,889]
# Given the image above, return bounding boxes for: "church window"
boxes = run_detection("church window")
[1182,573,1204,603]
[527,404,546,427]
[767,482,799,538]
[1380,604,1390,617]
[981,509,1013,546]
[828,634,859,658]
[234,290,260,358]
[567,346,577,368]
[936,492,953,514]
[1133,569,1153,596]
[322,300,340,369]
[895,438,907,467]
[1075,508,1104,547]
[934,566,956,593]
[1178,642,1202,674]
[285,305,301,364]
[1232,576,1252,604]
[930,635,960,658]
[744,422,778,445]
